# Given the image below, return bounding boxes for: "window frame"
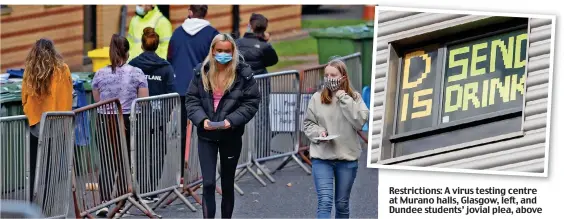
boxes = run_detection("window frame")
[383,23,530,161]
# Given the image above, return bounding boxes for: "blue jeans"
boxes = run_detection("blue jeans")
[312,158,358,218]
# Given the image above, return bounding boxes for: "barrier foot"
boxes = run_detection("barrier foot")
[108,200,126,218]
[162,190,181,208]
[128,195,159,218]
[119,202,134,217]
[234,183,244,196]
[234,167,248,181]
[254,160,276,183]
[271,156,292,175]
[188,186,203,205]
[292,154,312,175]
[246,164,267,186]
[173,188,197,212]
[298,151,312,166]
[153,190,174,209]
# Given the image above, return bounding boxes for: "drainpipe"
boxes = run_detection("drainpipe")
[119,5,127,37]
[231,5,240,38]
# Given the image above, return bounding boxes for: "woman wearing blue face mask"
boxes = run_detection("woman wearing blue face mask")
[185,33,261,219]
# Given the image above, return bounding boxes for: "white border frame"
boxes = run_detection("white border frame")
[366,5,556,178]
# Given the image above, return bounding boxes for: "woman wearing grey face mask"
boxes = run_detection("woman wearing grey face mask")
[303,59,369,218]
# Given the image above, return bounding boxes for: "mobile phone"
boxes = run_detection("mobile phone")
[208,121,225,129]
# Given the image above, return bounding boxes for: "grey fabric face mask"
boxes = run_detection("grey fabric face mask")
[324,77,342,91]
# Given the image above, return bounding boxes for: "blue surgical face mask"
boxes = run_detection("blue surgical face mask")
[214,52,233,64]
[246,24,252,33]
[136,5,146,16]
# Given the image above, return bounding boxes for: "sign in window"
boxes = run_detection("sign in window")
[442,29,528,123]
[396,47,440,134]
[389,28,528,157]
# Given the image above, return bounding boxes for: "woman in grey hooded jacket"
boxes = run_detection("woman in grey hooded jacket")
[303,58,369,218]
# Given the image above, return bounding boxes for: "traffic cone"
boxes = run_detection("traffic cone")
[363,5,375,21]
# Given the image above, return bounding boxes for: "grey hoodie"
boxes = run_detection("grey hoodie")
[303,91,370,161]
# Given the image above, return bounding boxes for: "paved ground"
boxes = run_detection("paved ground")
[114,147,378,218]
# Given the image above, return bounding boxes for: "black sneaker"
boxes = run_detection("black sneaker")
[95,207,108,217]
[141,197,157,204]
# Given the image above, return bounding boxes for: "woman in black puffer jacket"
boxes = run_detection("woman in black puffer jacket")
[186,33,261,219]
[236,13,278,75]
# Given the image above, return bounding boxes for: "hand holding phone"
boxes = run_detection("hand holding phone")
[208,121,226,129]
[203,119,214,130]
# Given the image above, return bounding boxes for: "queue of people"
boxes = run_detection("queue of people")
[19,5,367,219]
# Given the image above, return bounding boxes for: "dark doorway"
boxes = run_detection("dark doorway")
[231,5,240,39]
[156,5,170,20]
[83,5,97,64]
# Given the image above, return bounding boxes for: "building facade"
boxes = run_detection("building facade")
[370,10,553,174]
[1,5,302,72]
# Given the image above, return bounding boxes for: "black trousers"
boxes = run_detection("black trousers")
[198,137,242,219]
[180,96,188,177]
[98,114,131,202]
[29,133,38,202]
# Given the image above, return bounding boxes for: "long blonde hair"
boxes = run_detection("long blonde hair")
[23,38,65,97]
[201,34,240,93]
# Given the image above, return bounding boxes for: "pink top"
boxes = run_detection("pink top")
[213,89,223,112]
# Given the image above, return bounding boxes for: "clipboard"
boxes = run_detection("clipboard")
[313,135,340,141]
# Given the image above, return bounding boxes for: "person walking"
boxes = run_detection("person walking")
[168,5,220,176]
[303,58,369,219]
[129,27,175,203]
[91,34,149,216]
[21,38,74,202]
[185,34,260,219]
[235,13,279,175]
[127,5,172,61]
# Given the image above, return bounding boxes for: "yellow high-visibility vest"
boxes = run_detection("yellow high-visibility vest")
[127,7,172,62]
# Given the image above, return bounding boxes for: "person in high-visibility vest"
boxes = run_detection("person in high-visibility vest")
[127,5,172,61]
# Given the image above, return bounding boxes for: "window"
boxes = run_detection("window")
[441,29,527,124]
[387,26,528,159]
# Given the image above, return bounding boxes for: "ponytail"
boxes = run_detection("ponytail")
[109,34,130,73]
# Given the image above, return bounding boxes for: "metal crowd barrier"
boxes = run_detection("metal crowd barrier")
[71,99,155,218]
[0,116,30,201]
[0,200,44,218]
[164,123,224,207]
[300,53,364,166]
[33,112,75,218]
[340,53,363,91]
[236,70,312,184]
[121,93,197,213]
[233,117,266,189]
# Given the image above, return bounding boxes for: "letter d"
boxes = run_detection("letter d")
[445,84,463,113]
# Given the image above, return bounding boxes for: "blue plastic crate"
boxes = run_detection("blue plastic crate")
[361,86,371,132]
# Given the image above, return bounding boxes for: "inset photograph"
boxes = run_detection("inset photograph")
[367,6,555,177]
